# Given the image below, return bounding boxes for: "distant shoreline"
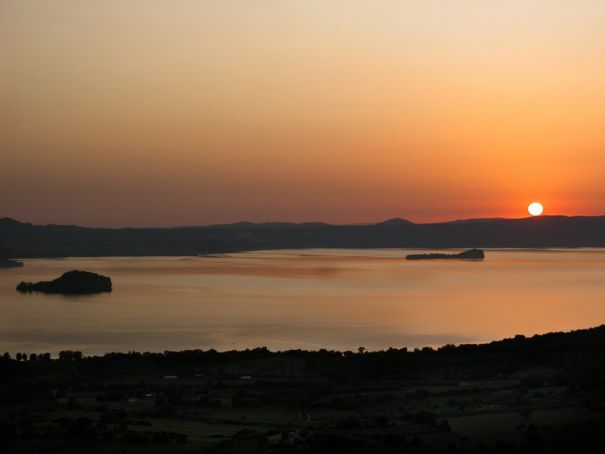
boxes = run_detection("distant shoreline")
[4,215,605,258]
[7,246,605,262]
[0,258,24,269]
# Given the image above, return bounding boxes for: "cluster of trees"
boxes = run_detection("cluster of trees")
[2,352,51,361]
[1,351,82,361]
[58,350,83,360]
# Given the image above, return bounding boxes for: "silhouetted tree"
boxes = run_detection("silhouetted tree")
[59,350,83,361]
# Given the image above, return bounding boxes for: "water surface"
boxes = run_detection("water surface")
[1,249,604,354]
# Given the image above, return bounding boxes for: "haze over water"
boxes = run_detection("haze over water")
[1,249,604,355]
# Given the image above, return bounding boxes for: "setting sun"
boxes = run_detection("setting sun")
[528,202,544,216]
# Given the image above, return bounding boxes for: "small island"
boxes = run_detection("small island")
[16,270,112,294]
[406,248,485,260]
[0,258,24,269]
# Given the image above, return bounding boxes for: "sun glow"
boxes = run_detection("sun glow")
[528,202,544,216]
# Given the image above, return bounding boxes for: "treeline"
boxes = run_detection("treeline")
[3,351,78,362]
[2,324,605,374]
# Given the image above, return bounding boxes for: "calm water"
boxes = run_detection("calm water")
[1,249,605,355]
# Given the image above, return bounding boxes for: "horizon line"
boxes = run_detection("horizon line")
[3,214,605,230]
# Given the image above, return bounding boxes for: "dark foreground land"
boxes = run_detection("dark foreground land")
[2,326,605,453]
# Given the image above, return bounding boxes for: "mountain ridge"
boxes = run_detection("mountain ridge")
[2,215,605,258]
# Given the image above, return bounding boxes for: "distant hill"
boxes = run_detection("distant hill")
[2,215,605,258]
[376,217,414,225]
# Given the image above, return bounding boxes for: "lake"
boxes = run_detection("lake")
[1,249,604,355]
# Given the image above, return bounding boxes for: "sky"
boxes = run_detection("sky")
[1,0,605,227]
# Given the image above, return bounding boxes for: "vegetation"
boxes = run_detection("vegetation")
[16,270,112,294]
[2,325,605,452]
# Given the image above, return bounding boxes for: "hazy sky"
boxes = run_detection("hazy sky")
[1,1,605,227]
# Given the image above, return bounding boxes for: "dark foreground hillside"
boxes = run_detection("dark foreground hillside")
[2,326,605,453]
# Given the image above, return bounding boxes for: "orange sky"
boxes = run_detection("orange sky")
[1,1,605,227]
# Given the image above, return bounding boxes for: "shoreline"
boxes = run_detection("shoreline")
[3,324,603,358]
[8,245,605,261]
